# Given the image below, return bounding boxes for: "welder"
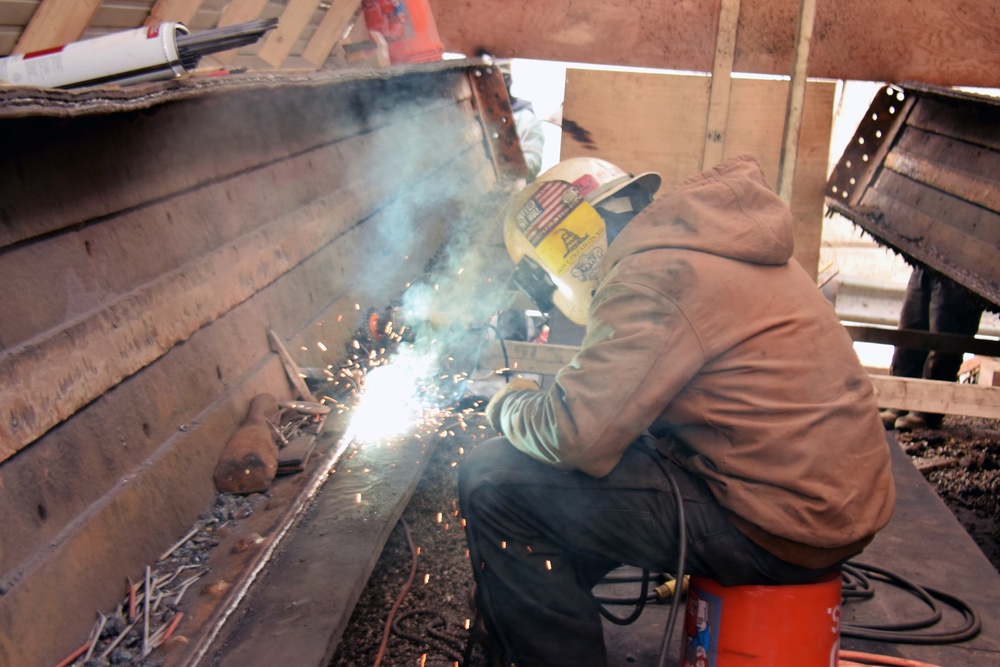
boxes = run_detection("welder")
[459,155,896,666]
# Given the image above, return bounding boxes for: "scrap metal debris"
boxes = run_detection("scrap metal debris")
[57,493,266,666]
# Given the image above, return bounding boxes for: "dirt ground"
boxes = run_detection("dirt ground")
[329,413,1000,667]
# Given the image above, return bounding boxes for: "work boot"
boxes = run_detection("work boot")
[880,409,903,429]
[894,413,937,431]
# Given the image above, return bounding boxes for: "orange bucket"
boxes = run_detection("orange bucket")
[681,572,842,666]
[361,0,444,64]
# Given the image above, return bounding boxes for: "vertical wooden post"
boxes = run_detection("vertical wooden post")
[776,0,818,206]
[702,0,741,171]
[145,0,206,27]
[13,0,102,54]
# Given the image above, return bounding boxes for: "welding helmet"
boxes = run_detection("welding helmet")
[503,157,661,324]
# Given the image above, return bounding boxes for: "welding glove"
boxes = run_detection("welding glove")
[485,378,540,433]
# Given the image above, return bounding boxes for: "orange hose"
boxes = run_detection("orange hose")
[839,650,945,667]
[373,518,418,667]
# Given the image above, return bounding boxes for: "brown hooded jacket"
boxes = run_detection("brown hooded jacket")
[495,155,896,567]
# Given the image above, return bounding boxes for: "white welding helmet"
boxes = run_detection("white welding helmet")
[503,157,661,324]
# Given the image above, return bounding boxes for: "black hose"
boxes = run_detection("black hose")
[840,561,981,644]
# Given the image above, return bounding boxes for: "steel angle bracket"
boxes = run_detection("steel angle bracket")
[827,85,916,208]
[467,63,529,184]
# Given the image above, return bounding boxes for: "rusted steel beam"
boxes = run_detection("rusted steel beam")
[826,84,1000,309]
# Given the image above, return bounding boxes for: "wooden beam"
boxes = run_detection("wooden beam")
[701,0,739,170]
[871,374,1000,418]
[776,0,817,206]
[482,342,1000,419]
[302,0,362,66]
[845,326,1000,358]
[145,0,205,27]
[257,0,322,68]
[427,0,1000,89]
[213,0,270,65]
[12,0,101,54]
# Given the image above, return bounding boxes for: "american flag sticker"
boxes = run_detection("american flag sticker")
[514,181,583,246]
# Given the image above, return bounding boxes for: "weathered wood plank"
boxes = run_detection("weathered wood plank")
[12,0,101,53]
[775,0,817,205]
[701,0,739,171]
[427,0,1000,88]
[869,168,1000,251]
[212,0,269,65]
[907,95,1000,152]
[857,186,1000,307]
[872,374,1000,418]
[562,71,833,278]
[888,128,1000,213]
[561,69,710,187]
[482,341,1000,420]
[145,0,206,26]
[256,0,321,68]
[301,0,360,66]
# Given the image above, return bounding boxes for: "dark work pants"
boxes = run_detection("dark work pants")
[458,436,836,667]
[891,267,984,425]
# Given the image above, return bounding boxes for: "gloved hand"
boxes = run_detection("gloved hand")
[485,379,540,432]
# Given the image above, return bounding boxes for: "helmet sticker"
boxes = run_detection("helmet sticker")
[514,180,583,245]
[571,246,604,283]
[572,173,601,198]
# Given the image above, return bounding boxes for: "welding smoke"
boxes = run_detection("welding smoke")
[337,72,522,443]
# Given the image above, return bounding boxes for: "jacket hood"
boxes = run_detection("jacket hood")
[604,155,794,275]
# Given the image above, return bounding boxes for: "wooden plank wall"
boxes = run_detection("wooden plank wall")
[560,70,835,279]
[0,63,512,667]
[429,0,1000,89]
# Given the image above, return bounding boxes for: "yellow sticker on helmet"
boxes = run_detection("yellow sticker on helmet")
[513,180,606,277]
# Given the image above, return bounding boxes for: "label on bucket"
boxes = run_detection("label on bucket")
[681,586,721,667]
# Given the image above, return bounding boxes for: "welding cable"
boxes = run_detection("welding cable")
[373,518,419,667]
[630,444,689,667]
[390,609,466,663]
[591,567,651,625]
[839,561,981,644]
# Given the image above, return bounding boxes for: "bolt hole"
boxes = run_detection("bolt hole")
[38,504,47,521]
[217,366,223,381]
[84,240,93,256]
[142,422,151,437]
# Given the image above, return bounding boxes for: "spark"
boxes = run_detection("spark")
[546,560,552,571]
[317,341,327,351]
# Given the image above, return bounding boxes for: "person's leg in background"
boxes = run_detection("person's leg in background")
[881,267,931,428]
[897,272,985,429]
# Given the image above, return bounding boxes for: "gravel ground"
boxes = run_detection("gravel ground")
[329,412,1000,667]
